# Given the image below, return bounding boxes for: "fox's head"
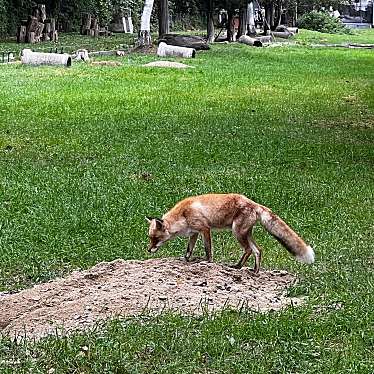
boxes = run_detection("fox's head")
[146,217,171,253]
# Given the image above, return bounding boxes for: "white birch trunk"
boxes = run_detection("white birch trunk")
[247,2,256,35]
[138,0,154,46]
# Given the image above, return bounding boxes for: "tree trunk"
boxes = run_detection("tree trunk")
[81,13,91,35]
[17,26,27,43]
[275,0,283,28]
[248,1,256,35]
[227,10,234,42]
[206,0,214,43]
[138,0,155,47]
[237,6,248,39]
[263,3,271,35]
[159,0,169,36]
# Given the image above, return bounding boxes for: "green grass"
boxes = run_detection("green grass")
[0,32,135,55]
[0,30,373,372]
[295,28,374,45]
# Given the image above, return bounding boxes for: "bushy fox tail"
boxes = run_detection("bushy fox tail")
[256,206,315,264]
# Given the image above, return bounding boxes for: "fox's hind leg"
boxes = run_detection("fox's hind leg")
[201,229,213,262]
[185,233,199,261]
[233,231,252,269]
[232,215,259,271]
[248,237,262,274]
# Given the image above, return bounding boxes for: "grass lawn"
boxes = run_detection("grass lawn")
[0,30,373,372]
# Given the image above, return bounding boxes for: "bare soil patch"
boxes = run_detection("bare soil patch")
[0,258,303,340]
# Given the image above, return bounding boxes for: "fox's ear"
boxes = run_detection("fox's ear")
[145,217,164,229]
[155,218,164,230]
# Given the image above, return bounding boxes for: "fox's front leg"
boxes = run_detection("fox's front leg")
[185,233,199,261]
[201,229,213,262]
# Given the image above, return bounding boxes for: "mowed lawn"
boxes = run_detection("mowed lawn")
[0,33,373,372]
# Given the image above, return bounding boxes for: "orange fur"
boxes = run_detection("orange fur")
[147,194,314,273]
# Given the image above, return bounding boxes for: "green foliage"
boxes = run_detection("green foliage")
[0,0,7,37]
[298,11,351,34]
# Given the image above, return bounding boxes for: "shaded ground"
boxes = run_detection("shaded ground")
[0,258,303,340]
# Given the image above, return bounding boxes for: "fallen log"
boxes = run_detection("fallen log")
[254,35,273,44]
[287,27,299,34]
[275,25,298,34]
[238,35,263,47]
[158,34,210,50]
[271,31,294,39]
[157,42,196,58]
[21,49,72,67]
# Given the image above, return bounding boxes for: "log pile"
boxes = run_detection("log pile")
[80,13,111,37]
[17,4,57,44]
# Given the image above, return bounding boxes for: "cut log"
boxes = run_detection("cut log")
[21,49,72,67]
[238,35,263,47]
[255,35,273,43]
[157,42,196,58]
[272,31,293,39]
[286,27,298,34]
[17,26,27,43]
[275,25,298,33]
[75,49,90,62]
[158,34,210,50]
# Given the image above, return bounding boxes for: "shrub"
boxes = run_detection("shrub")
[298,11,351,34]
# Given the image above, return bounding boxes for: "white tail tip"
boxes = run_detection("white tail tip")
[297,245,315,264]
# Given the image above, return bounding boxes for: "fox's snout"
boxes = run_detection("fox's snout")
[148,244,159,253]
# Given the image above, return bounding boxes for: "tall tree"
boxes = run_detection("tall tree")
[138,0,154,46]
[159,0,169,36]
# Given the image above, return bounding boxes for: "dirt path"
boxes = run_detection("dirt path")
[0,258,303,340]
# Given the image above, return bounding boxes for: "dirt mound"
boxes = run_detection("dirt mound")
[0,258,302,340]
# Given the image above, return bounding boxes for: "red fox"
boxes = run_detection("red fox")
[146,193,315,273]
